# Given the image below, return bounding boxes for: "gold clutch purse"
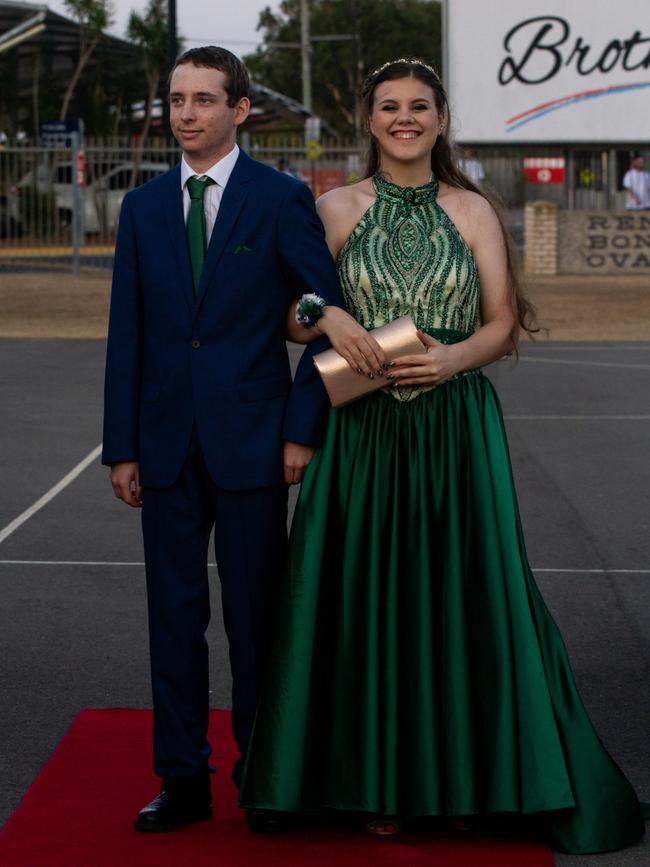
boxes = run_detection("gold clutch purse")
[313,316,426,407]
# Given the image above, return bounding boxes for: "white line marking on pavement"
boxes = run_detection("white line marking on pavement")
[505,415,650,420]
[0,444,103,545]
[0,560,219,567]
[0,560,146,566]
[520,357,650,370]
[534,569,650,574]
[523,345,650,352]
[0,562,647,574]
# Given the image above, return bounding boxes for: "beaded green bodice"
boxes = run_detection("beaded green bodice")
[337,173,481,401]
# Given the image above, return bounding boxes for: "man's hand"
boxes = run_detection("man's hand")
[284,442,314,485]
[110,461,142,507]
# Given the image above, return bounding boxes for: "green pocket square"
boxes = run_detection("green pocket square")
[234,243,253,254]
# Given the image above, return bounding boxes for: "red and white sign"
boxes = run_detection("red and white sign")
[523,157,565,184]
[77,150,86,188]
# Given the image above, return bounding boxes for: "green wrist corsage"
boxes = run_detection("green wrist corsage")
[296,293,326,327]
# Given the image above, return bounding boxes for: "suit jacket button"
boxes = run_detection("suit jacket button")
[191,339,201,349]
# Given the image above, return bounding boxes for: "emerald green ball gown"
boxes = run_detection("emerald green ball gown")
[239,174,647,854]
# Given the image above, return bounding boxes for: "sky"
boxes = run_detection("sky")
[45,0,277,58]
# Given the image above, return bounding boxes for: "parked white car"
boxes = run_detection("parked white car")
[15,160,170,234]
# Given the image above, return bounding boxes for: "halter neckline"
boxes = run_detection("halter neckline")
[373,172,439,205]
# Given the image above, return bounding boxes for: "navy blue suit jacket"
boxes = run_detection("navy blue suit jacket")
[102,150,343,490]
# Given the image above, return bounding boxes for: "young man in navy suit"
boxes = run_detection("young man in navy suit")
[103,46,383,833]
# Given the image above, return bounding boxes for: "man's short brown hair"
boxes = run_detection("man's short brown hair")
[169,46,250,107]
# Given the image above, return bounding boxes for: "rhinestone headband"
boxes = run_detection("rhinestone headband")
[367,58,442,82]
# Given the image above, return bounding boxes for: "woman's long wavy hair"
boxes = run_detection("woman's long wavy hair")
[361,59,538,342]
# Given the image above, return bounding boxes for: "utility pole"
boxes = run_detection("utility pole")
[351,0,360,135]
[168,0,177,71]
[300,0,312,112]
[266,2,353,118]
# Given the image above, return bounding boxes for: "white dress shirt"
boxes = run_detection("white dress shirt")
[459,157,485,186]
[622,168,650,210]
[180,144,240,241]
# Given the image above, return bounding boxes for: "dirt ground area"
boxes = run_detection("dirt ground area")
[0,271,111,339]
[0,269,648,340]
[524,274,650,342]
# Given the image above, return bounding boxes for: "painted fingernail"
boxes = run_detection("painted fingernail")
[386,373,394,380]
[387,361,396,367]
[368,373,374,380]
[356,367,363,374]
[376,369,383,376]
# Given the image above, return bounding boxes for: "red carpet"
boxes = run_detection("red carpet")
[0,710,553,866]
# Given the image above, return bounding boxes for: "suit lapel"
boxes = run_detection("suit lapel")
[194,151,254,311]
[161,165,195,314]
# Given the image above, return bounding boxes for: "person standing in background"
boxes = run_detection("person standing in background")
[622,154,650,209]
[458,147,485,186]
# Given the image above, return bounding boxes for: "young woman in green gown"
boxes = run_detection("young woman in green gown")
[239,59,647,854]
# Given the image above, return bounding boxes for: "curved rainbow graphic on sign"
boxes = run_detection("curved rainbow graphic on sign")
[505,81,650,132]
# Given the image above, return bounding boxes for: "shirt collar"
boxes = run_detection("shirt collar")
[180,144,240,190]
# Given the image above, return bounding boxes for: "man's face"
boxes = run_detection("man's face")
[632,156,645,171]
[169,64,250,168]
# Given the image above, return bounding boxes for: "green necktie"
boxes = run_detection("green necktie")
[186,176,215,293]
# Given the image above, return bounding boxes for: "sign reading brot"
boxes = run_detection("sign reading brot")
[558,211,650,274]
[447,0,650,143]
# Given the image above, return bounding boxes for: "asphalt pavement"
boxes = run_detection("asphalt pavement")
[0,338,649,867]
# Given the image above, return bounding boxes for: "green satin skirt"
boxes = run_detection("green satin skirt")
[239,371,646,854]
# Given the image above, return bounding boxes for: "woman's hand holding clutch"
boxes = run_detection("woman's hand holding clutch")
[313,317,427,407]
[316,307,388,377]
[387,329,463,386]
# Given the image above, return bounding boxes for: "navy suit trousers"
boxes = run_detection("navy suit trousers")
[141,429,288,784]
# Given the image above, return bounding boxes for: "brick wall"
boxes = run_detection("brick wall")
[524,201,558,275]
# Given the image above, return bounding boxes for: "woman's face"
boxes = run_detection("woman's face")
[368,76,443,166]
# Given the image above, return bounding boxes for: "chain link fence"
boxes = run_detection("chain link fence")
[0,139,179,270]
[0,136,639,271]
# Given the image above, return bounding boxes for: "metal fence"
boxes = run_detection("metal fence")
[0,135,640,271]
[0,139,180,269]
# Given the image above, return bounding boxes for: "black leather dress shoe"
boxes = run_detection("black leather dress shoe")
[246,808,292,833]
[134,773,212,832]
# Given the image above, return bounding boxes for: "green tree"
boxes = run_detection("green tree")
[60,0,113,120]
[127,0,169,151]
[244,0,442,136]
